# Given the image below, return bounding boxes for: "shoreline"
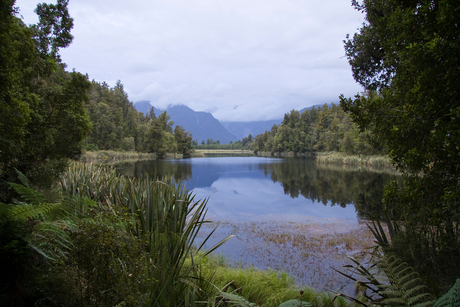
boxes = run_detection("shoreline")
[256,151,393,168]
[80,149,394,170]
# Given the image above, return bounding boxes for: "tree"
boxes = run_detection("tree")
[31,0,73,61]
[0,0,91,202]
[174,125,192,156]
[340,0,460,291]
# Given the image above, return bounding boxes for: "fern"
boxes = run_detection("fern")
[0,202,61,221]
[432,278,460,307]
[15,168,30,188]
[377,256,435,307]
[0,173,73,263]
[9,182,46,206]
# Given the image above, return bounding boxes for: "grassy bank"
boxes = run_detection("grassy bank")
[81,150,157,161]
[192,149,255,158]
[195,149,254,154]
[256,151,393,168]
[198,254,349,307]
[81,150,188,162]
[316,152,392,167]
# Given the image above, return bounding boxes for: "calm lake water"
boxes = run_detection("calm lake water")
[116,156,397,292]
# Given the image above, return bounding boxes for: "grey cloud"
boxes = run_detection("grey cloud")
[16,0,363,121]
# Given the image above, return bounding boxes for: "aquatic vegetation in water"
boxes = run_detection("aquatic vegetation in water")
[197,219,375,293]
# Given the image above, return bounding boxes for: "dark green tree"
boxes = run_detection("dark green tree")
[31,0,73,61]
[340,0,460,291]
[84,80,145,151]
[0,0,91,202]
[174,126,192,156]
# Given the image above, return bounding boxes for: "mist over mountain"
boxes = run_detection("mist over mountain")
[221,120,282,140]
[134,100,162,116]
[134,101,333,144]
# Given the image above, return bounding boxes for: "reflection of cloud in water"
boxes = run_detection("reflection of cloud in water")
[192,177,358,222]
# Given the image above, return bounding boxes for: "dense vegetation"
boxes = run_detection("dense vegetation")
[251,104,385,156]
[340,0,460,297]
[0,1,342,306]
[2,0,459,305]
[193,139,248,150]
[84,82,193,157]
[0,0,92,202]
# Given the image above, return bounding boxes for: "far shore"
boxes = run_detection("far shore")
[193,149,254,154]
[80,149,394,170]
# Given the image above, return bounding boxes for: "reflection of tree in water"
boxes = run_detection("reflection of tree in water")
[116,160,192,183]
[261,158,398,220]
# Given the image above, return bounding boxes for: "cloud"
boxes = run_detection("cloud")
[16,0,364,121]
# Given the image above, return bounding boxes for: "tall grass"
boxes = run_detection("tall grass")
[316,152,392,167]
[198,255,349,307]
[60,162,232,306]
[81,150,158,161]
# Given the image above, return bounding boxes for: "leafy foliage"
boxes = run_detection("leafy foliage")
[0,176,73,305]
[432,279,460,307]
[252,104,385,156]
[60,162,233,306]
[83,81,193,156]
[340,0,460,292]
[377,256,435,307]
[0,0,91,203]
[337,254,435,307]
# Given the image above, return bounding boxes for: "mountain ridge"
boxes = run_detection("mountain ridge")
[134,102,238,144]
[133,101,333,144]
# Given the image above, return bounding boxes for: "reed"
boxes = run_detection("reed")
[316,152,392,167]
[80,150,157,161]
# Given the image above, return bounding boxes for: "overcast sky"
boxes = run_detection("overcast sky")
[15,0,364,122]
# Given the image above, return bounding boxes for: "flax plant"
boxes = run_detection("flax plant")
[60,163,232,306]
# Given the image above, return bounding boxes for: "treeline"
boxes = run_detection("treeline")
[192,135,254,150]
[83,81,192,157]
[251,103,385,155]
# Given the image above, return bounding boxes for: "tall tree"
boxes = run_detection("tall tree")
[0,0,91,201]
[340,0,460,290]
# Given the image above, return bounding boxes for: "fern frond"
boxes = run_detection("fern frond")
[15,168,30,188]
[5,202,61,221]
[432,278,460,307]
[30,220,73,261]
[9,182,45,205]
[378,256,435,307]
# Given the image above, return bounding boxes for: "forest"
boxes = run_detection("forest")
[193,103,385,157]
[1,0,459,306]
[251,103,385,156]
[83,81,193,157]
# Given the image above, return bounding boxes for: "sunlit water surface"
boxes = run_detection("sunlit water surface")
[116,156,396,292]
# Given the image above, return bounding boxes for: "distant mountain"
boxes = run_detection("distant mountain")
[221,104,332,140]
[221,119,281,140]
[133,102,238,144]
[133,101,335,143]
[134,100,162,116]
[166,105,238,144]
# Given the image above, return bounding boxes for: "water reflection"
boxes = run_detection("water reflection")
[116,157,396,221]
[115,156,397,290]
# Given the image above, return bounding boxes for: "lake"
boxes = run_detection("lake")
[116,156,396,292]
